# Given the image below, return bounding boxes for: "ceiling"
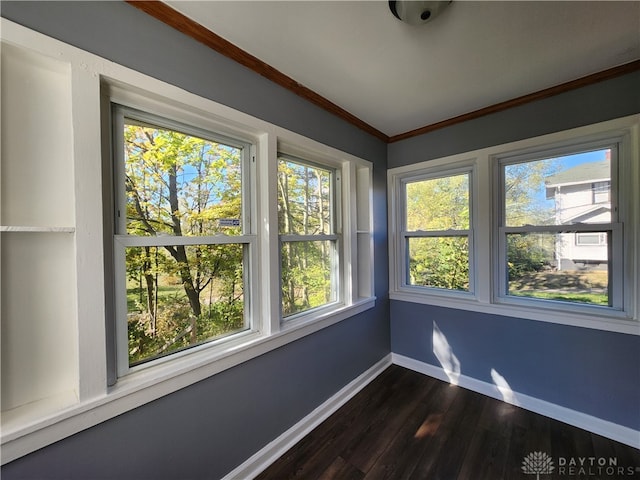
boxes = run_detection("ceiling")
[164,1,640,138]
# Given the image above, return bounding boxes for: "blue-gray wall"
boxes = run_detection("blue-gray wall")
[389,70,640,430]
[2,2,639,478]
[0,2,389,479]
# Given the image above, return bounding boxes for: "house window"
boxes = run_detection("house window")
[278,155,340,317]
[592,181,611,204]
[394,165,474,294]
[498,146,619,309]
[112,106,255,375]
[575,232,607,246]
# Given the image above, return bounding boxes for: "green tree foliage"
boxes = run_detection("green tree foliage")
[405,161,559,290]
[406,174,470,290]
[124,122,245,364]
[504,159,560,279]
[278,159,333,316]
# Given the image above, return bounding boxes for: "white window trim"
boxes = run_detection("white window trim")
[393,161,477,296]
[0,19,374,464]
[493,140,624,313]
[388,114,640,336]
[110,105,258,378]
[277,154,343,319]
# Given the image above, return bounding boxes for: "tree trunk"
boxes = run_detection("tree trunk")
[167,165,201,334]
[143,246,156,336]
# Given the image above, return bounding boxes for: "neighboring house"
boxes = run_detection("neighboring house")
[545,156,611,270]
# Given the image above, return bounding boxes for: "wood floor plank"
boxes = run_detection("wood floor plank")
[457,394,514,480]
[407,386,477,479]
[317,456,364,480]
[362,379,457,480]
[417,387,487,480]
[257,366,640,480]
[342,369,436,473]
[255,366,409,480]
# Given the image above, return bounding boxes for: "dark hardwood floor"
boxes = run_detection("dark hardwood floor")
[256,365,640,480]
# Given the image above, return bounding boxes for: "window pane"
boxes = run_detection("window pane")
[507,233,609,306]
[281,240,335,316]
[278,158,332,235]
[124,120,243,236]
[125,244,247,366]
[505,148,611,227]
[407,237,469,291]
[406,173,469,231]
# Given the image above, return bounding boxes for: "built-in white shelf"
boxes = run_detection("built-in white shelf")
[1,226,75,233]
[1,42,79,428]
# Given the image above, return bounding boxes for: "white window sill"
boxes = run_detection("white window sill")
[0,297,375,464]
[389,290,639,335]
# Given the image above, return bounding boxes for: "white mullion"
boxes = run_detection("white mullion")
[259,132,280,335]
[340,161,353,303]
[71,66,108,401]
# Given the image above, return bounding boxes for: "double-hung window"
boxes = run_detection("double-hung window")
[397,165,474,294]
[496,143,623,310]
[277,155,340,318]
[0,26,376,462]
[389,115,638,331]
[112,106,255,377]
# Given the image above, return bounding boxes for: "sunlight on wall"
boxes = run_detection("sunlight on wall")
[490,368,519,405]
[432,321,461,385]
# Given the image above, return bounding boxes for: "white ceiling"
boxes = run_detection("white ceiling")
[166,1,640,137]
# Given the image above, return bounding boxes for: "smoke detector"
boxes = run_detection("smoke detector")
[389,1,452,25]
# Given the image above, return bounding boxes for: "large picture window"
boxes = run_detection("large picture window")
[112,107,255,375]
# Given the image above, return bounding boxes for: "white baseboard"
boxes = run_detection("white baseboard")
[222,354,392,480]
[391,353,640,449]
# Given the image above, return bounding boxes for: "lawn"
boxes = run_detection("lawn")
[127,283,185,312]
[509,270,609,306]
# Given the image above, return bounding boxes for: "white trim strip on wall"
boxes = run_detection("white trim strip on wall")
[222,354,393,480]
[224,353,638,480]
[392,353,640,450]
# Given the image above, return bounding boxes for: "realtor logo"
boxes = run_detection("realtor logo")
[522,451,555,479]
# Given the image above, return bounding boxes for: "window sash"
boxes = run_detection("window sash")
[113,105,254,238]
[398,165,475,294]
[111,106,256,379]
[277,154,344,320]
[403,233,472,291]
[280,238,341,318]
[497,224,623,311]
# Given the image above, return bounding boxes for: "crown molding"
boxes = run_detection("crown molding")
[125,1,389,142]
[388,59,640,143]
[127,2,639,145]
